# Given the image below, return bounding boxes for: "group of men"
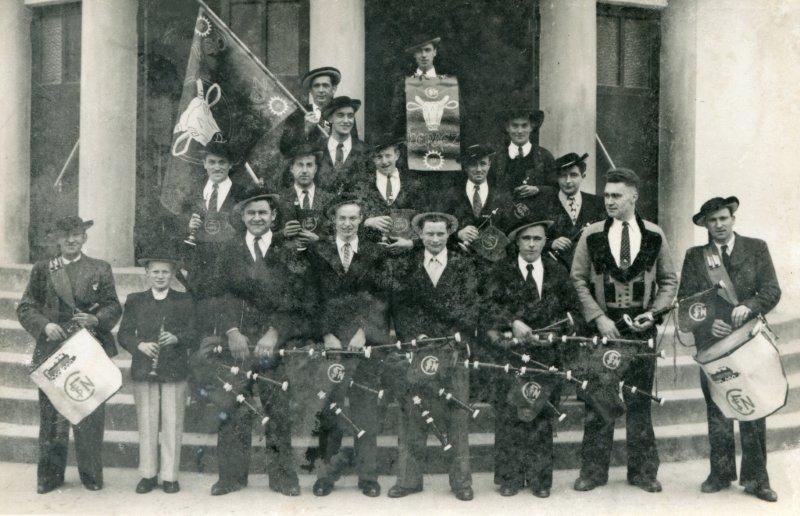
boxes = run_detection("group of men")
[18,35,781,505]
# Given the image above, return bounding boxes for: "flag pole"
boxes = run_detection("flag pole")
[53,139,79,190]
[595,134,616,169]
[195,0,329,138]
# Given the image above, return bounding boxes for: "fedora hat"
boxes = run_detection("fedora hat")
[555,152,589,174]
[404,34,441,54]
[692,196,740,226]
[53,216,93,235]
[301,66,342,91]
[321,96,362,120]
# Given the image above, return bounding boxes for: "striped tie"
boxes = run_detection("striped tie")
[620,221,631,269]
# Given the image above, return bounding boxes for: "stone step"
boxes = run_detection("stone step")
[1,409,798,475]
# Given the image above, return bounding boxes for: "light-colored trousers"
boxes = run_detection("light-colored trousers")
[133,381,187,482]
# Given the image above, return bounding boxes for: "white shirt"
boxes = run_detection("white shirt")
[60,253,82,265]
[376,169,401,201]
[328,136,352,163]
[203,177,232,212]
[714,234,735,256]
[608,216,641,267]
[151,288,169,301]
[559,190,583,219]
[508,141,532,159]
[518,255,544,297]
[414,67,437,78]
[294,183,316,208]
[245,230,272,261]
[336,236,359,266]
[424,249,448,286]
[466,180,489,207]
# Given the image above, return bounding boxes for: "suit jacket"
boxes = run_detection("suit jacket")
[440,180,514,247]
[390,249,478,341]
[279,102,359,156]
[492,143,557,194]
[353,169,424,242]
[544,190,606,266]
[306,238,392,344]
[570,216,678,323]
[315,137,369,195]
[278,184,335,240]
[117,289,197,382]
[18,255,122,364]
[218,233,317,344]
[677,234,781,346]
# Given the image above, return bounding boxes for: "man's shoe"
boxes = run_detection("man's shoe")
[700,476,731,493]
[359,480,381,497]
[387,484,422,498]
[162,481,180,494]
[629,476,662,493]
[37,479,63,495]
[210,481,242,496]
[532,487,550,498]
[744,483,778,502]
[82,480,103,491]
[573,477,603,492]
[454,486,474,501]
[499,484,519,497]
[313,479,333,497]
[135,476,158,494]
[272,484,301,496]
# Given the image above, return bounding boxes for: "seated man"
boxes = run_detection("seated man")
[315,96,368,194]
[279,143,334,246]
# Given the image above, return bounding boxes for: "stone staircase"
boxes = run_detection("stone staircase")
[1,263,799,474]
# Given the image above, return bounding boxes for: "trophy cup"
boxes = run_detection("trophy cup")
[184,212,201,247]
[149,317,166,377]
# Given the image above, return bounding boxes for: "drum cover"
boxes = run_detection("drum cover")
[407,346,454,386]
[506,375,557,422]
[696,319,787,421]
[30,329,122,425]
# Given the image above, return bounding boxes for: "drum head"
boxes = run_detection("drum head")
[695,317,760,364]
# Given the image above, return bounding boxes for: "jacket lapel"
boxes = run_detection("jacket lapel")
[318,239,345,275]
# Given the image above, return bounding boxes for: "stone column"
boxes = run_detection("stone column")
[0,1,31,263]
[78,0,138,266]
[309,0,366,137]
[538,0,597,190]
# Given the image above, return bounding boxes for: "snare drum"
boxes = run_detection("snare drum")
[695,317,787,421]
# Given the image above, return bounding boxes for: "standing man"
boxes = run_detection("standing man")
[17,216,122,494]
[211,190,314,496]
[388,212,476,502]
[678,197,780,502]
[315,96,368,194]
[279,143,334,246]
[484,214,584,497]
[570,168,677,493]
[306,198,391,498]
[390,35,445,140]
[545,152,605,267]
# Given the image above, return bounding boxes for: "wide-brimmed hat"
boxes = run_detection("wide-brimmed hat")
[285,143,323,164]
[506,214,554,241]
[53,216,93,235]
[411,212,459,236]
[499,107,545,130]
[555,152,589,174]
[301,66,342,91]
[325,195,364,219]
[404,35,441,54]
[203,141,235,162]
[371,134,404,154]
[692,196,740,226]
[234,188,282,213]
[321,96,361,120]
[460,143,495,165]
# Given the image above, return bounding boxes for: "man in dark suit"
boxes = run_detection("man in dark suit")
[570,168,677,493]
[306,198,391,498]
[544,152,606,267]
[17,216,122,494]
[678,196,781,502]
[210,190,315,497]
[387,212,476,502]
[279,144,334,247]
[483,215,584,498]
[314,96,368,194]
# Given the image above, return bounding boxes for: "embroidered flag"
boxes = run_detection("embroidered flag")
[405,76,461,172]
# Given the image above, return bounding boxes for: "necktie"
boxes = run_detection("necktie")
[253,236,263,261]
[517,145,525,159]
[525,263,540,300]
[472,184,483,217]
[721,244,732,272]
[342,242,352,272]
[568,195,578,223]
[302,190,310,210]
[620,221,631,269]
[208,183,219,212]
[385,174,394,203]
[427,257,442,286]
[335,142,344,167]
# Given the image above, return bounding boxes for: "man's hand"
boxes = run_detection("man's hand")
[631,312,655,332]
[514,185,540,198]
[348,328,366,351]
[731,305,752,328]
[71,312,99,329]
[44,323,67,342]
[304,110,321,127]
[188,213,202,232]
[323,333,342,350]
[296,229,320,245]
[379,236,413,254]
[596,315,621,339]
[283,220,302,239]
[138,341,159,359]
[551,237,573,253]
[711,319,733,338]
[364,216,393,233]
[511,319,533,340]
[458,226,479,244]
[227,329,250,361]
[158,331,178,347]
[255,327,278,358]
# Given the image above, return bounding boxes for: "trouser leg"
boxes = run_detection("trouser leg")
[447,366,471,490]
[260,379,298,489]
[73,403,106,485]
[216,410,252,486]
[133,381,159,479]
[579,400,614,483]
[699,372,737,481]
[739,418,769,487]
[397,390,426,489]
[352,361,380,483]
[528,412,554,490]
[315,408,344,482]
[159,382,187,482]
[37,390,69,484]
[624,356,659,481]
[493,385,525,488]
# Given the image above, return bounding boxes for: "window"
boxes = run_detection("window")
[33,2,82,86]
[597,8,659,92]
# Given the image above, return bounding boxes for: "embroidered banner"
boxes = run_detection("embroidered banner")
[405,76,461,172]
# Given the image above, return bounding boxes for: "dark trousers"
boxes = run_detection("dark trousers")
[316,361,381,484]
[37,389,105,485]
[216,365,298,490]
[699,372,769,487]
[579,355,659,483]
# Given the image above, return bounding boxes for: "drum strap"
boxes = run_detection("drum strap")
[47,257,77,311]
[702,247,739,305]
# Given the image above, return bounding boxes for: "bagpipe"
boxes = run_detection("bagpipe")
[456,208,510,262]
[617,281,724,334]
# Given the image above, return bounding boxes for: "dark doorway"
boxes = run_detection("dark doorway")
[596,5,660,221]
[364,0,538,147]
